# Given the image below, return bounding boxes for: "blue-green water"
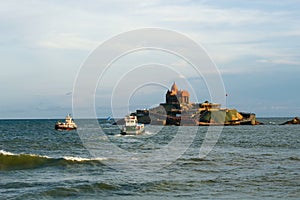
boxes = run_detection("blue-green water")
[0,118,299,199]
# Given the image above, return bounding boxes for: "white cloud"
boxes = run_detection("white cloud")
[1,0,300,117]
[134,2,291,27]
[130,1,300,69]
[38,33,98,50]
[257,58,300,65]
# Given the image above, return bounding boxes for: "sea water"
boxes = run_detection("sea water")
[0,118,299,199]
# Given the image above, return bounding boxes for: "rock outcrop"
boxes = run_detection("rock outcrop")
[281,117,300,125]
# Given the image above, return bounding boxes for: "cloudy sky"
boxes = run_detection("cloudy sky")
[0,0,299,118]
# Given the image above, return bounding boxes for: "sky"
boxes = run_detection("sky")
[0,0,299,118]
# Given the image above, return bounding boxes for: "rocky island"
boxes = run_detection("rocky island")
[118,83,262,126]
[281,117,300,125]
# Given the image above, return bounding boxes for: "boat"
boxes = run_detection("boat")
[55,114,77,130]
[120,115,145,135]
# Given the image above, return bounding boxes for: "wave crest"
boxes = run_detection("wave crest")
[0,150,106,171]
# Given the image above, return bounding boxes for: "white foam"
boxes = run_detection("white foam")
[0,150,15,155]
[28,154,51,159]
[63,156,108,162]
[144,131,156,135]
[0,150,107,162]
[115,134,123,137]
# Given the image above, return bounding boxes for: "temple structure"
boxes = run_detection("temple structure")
[166,82,190,104]
[125,82,260,126]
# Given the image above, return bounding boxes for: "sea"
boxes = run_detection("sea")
[0,118,299,199]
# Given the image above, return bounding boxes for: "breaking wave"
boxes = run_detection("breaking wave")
[0,150,107,171]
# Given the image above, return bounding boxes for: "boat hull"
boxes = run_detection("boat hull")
[120,125,145,135]
[55,124,77,131]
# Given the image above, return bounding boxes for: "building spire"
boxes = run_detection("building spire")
[171,82,178,94]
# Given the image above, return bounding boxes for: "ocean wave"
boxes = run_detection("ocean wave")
[0,149,15,155]
[288,156,300,161]
[63,156,107,162]
[0,150,106,171]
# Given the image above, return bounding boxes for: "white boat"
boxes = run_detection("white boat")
[55,114,77,130]
[120,115,145,135]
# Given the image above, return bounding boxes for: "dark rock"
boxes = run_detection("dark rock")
[281,117,300,125]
